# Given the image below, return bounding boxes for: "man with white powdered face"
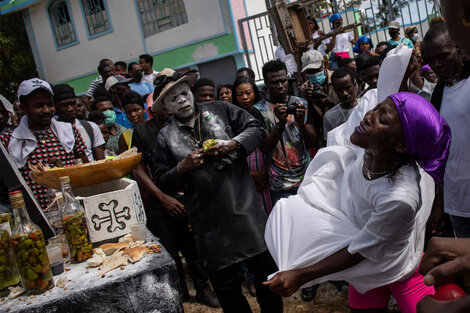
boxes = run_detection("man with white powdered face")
[150,69,283,313]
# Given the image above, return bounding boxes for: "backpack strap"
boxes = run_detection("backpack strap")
[430,81,445,113]
[78,119,95,158]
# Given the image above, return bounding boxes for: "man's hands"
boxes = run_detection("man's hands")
[263,269,303,297]
[417,296,467,313]
[300,82,332,111]
[274,102,305,127]
[203,139,238,156]
[178,140,240,174]
[420,237,470,286]
[250,168,269,192]
[177,148,204,174]
[295,106,306,126]
[274,103,287,125]
[160,194,186,216]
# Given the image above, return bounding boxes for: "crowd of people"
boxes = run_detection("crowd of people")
[1,10,470,313]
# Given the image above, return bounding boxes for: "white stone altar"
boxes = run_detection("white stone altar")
[74,178,147,243]
[0,232,182,313]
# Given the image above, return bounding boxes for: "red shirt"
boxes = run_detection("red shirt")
[1,125,86,210]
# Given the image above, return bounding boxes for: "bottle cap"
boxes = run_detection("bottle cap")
[58,176,70,184]
[9,190,25,209]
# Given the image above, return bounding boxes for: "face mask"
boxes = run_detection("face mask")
[411,34,420,41]
[103,110,116,126]
[307,72,326,85]
[389,31,399,38]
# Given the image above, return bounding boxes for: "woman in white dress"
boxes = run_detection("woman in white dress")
[264,92,451,313]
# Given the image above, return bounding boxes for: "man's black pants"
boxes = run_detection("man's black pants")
[209,251,283,313]
[147,213,209,293]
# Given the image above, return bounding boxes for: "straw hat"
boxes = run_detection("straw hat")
[151,68,198,112]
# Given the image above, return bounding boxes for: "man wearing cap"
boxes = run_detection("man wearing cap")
[388,21,414,48]
[151,68,282,313]
[105,75,133,129]
[300,50,338,144]
[52,84,105,161]
[0,79,88,210]
[131,93,219,308]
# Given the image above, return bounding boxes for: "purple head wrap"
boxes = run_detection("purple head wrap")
[389,92,451,185]
[420,64,432,76]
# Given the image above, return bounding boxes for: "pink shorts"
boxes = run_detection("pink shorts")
[349,268,435,313]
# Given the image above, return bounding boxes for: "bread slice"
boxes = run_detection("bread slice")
[99,251,128,276]
[97,242,129,256]
[122,246,147,263]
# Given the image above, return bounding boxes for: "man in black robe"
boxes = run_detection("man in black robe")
[151,68,282,313]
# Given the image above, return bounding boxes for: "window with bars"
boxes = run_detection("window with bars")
[81,0,111,37]
[136,0,188,38]
[48,0,77,48]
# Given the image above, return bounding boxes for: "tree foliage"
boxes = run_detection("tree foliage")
[361,0,410,33]
[0,11,37,102]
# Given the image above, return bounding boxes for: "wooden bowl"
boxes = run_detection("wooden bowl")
[31,153,142,189]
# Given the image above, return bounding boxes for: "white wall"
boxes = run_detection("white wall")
[244,0,267,16]
[144,0,226,54]
[28,0,145,84]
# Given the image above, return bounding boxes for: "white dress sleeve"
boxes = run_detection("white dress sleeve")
[348,200,416,262]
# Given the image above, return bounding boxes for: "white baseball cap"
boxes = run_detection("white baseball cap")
[301,50,324,73]
[105,75,132,91]
[17,78,54,100]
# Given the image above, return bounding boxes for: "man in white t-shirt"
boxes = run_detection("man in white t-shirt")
[424,23,470,237]
[139,54,159,85]
[274,46,298,77]
[53,84,105,161]
[323,13,357,70]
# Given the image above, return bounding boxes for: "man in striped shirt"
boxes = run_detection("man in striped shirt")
[84,59,114,104]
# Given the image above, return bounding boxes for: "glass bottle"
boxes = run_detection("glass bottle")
[45,188,63,234]
[9,190,54,295]
[0,210,22,297]
[59,176,93,263]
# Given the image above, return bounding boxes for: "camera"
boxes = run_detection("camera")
[285,97,300,115]
[311,83,324,99]
[286,103,298,115]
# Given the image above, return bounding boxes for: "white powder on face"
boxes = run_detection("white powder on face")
[162,83,195,120]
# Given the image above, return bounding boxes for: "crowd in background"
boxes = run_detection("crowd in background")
[1,11,470,313]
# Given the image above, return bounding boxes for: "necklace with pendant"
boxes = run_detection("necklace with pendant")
[181,115,202,148]
[363,164,388,180]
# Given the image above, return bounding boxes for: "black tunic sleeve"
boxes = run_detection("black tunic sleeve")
[248,106,267,128]
[221,102,266,155]
[150,133,181,194]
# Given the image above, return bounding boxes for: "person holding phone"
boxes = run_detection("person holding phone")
[323,13,358,70]
[299,50,339,146]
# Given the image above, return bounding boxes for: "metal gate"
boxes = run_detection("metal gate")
[238,0,442,84]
